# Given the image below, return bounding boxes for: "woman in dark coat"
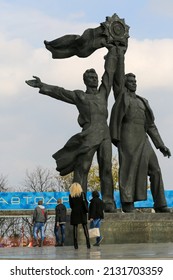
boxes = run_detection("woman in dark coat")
[88,190,104,246]
[69,182,90,249]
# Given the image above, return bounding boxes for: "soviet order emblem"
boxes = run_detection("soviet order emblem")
[102,13,130,45]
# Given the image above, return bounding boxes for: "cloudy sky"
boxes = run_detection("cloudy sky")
[1,0,173,190]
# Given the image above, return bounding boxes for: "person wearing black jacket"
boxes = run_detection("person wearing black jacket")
[88,190,104,246]
[69,182,90,249]
[54,198,67,246]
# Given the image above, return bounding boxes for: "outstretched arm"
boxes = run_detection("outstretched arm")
[25,76,77,104]
[26,76,42,88]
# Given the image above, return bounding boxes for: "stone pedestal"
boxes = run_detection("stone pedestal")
[65,212,173,245]
[1,210,173,245]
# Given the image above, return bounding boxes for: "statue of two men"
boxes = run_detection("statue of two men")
[26,14,171,213]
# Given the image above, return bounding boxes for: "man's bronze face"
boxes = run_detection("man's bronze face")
[85,73,98,88]
[126,76,137,92]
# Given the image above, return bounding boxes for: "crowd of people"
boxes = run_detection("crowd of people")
[32,183,104,249]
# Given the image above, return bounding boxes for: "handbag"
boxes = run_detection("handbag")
[89,227,100,238]
[82,192,89,213]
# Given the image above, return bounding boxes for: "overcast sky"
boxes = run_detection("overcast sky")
[1,0,173,190]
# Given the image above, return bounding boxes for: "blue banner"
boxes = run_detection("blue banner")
[0,190,173,210]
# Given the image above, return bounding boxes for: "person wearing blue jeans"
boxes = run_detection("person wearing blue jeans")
[32,200,47,247]
[54,223,65,246]
[54,198,67,246]
[33,222,45,243]
[90,218,103,245]
[89,191,104,246]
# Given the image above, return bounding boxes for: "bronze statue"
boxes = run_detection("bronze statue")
[26,13,171,213]
[110,47,171,213]
[26,14,130,213]
[26,45,119,212]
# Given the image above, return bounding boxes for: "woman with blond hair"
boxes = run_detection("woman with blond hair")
[69,182,90,249]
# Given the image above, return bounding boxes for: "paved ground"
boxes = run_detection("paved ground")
[0,243,173,260]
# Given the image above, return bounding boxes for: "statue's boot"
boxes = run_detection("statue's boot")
[154,206,171,213]
[104,200,117,213]
[121,202,135,213]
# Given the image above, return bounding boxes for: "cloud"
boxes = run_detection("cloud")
[1,2,173,190]
[126,38,173,91]
[2,34,173,97]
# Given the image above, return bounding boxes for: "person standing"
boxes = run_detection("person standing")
[69,182,90,249]
[54,198,67,246]
[89,190,104,246]
[32,200,48,247]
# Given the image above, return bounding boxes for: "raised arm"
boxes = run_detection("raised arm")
[25,76,77,105]
[98,45,118,99]
[113,46,126,100]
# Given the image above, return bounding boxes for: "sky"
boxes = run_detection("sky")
[1,0,173,190]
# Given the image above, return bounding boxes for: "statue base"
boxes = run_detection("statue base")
[65,212,173,245]
[1,210,172,245]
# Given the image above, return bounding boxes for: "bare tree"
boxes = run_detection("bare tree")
[0,174,8,192]
[23,166,60,192]
[87,156,119,191]
[55,156,119,191]
[55,172,73,192]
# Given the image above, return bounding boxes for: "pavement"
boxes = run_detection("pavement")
[0,243,173,260]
